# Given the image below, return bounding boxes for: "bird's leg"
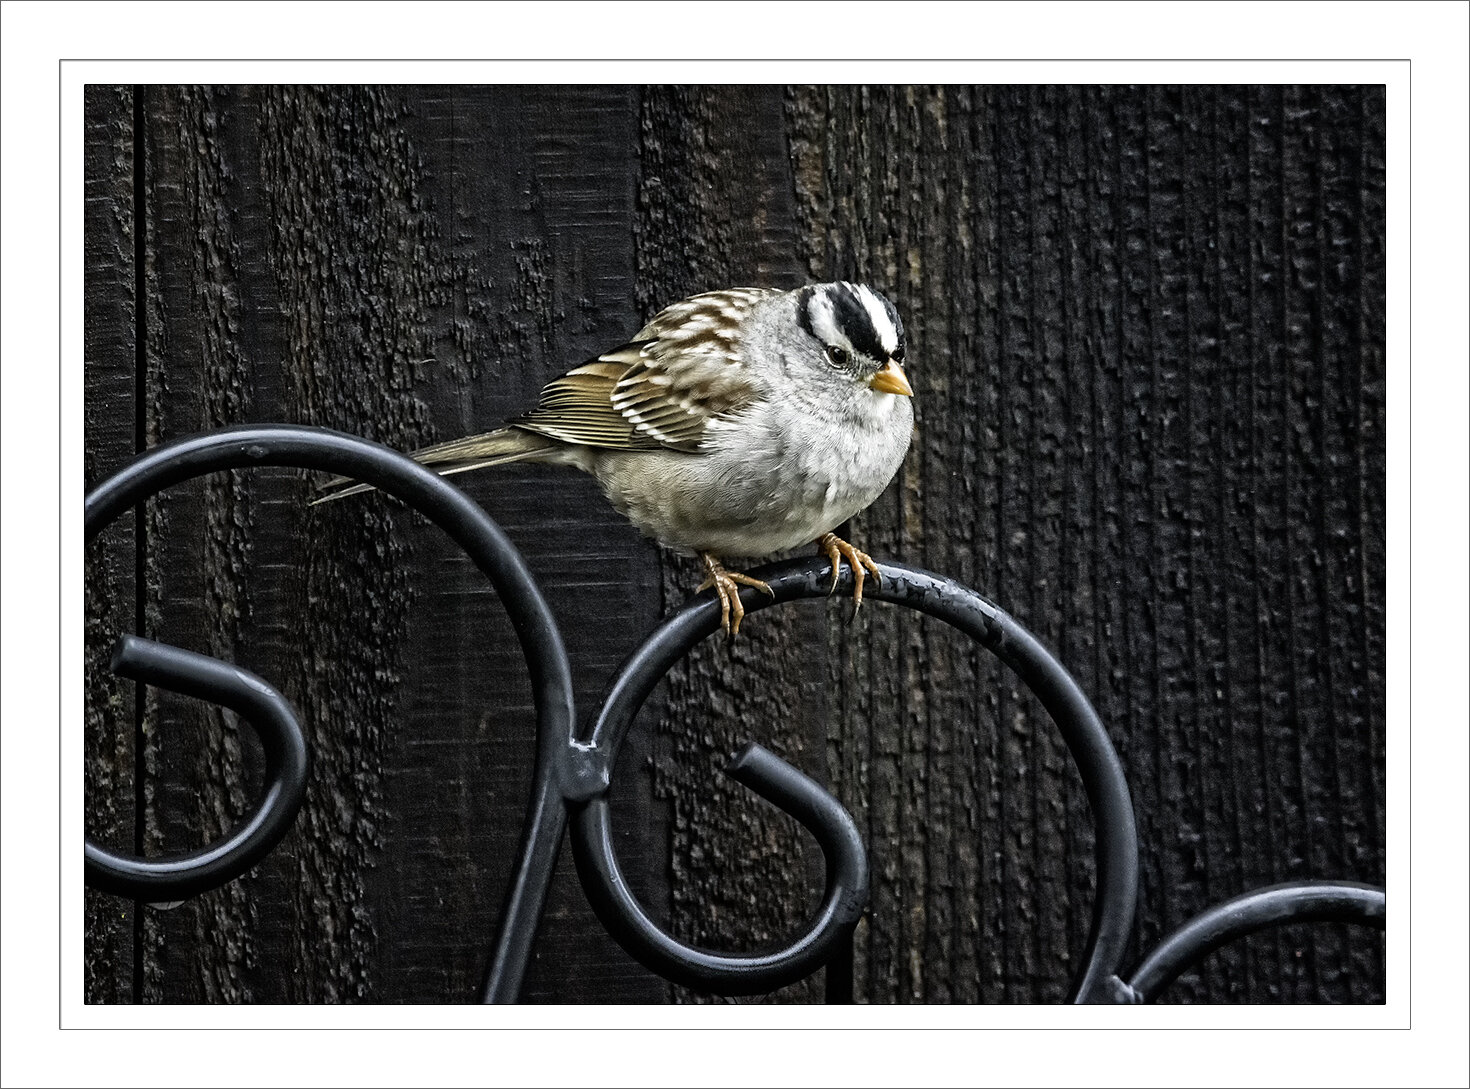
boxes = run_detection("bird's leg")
[815,532,883,612]
[697,552,774,637]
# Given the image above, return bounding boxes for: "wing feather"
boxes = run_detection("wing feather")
[513,289,774,453]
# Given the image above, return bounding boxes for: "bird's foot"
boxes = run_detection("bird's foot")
[697,552,774,637]
[815,532,882,612]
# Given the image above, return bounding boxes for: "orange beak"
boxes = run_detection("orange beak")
[867,360,913,397]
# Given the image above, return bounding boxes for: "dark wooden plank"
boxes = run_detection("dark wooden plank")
[379,84,666,1003]
[787,84,1089,1003]
[127,83,454,1001]
[633,85,831,1005]
[135,84,275,1002]
[83,83,139,1004]
[110,84,673,1002]
[1148,83,1389,1004]
[783,84,1385,1004]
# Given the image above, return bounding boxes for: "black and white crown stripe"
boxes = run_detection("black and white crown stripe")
[797,282,905,364]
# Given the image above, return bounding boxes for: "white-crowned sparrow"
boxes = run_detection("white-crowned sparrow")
[316,282,915,635]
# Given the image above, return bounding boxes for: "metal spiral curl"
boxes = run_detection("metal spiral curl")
[84,424,1387,1004]
[84,424,576,1003]
[570,558,1142,1002]
[86,635,310,902]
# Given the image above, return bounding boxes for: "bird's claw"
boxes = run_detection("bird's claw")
[816,533,882,614]
[698,553,774,637]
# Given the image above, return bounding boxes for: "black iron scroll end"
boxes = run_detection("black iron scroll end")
[722,740,762,778]
[108,633,147,678]
[87,635,310,902]
[722,742,870,927]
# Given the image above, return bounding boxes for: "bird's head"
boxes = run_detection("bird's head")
[797,282,913,398]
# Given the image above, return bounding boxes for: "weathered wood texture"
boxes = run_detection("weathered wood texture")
[84,83,140,1004]
[84,86,1385,1004]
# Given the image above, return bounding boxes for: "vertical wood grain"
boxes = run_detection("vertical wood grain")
[83,83,139,1004]
[95,85,674,1002]
[634,85,830,1005]
[784,84,1385,1004]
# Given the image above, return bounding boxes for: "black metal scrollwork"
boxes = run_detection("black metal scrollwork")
[84,424,1386,1004]
[85,636,309,902]
[85,425,576,1003]
[566,558,1142,1002]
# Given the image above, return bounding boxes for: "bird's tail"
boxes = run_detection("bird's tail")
[310,426,560,505]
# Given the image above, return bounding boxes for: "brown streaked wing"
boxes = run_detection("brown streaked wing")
[516,289,772,453]
[512,356,662,450]
[611,289,772,449]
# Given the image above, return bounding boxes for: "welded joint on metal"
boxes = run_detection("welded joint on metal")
[559,741,612,802]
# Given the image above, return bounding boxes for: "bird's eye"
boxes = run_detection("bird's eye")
[892,347,905,362]
[825,344,849,367]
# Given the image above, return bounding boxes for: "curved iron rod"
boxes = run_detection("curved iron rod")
[573,742,868,994]
[573,556,1139,1002]
[86,635,310,901]
[1125,881,1387,1002]
[85,424,575,1004]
